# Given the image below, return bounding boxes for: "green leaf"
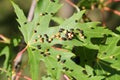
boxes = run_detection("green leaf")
[106,74,120,80]
[11,1,28,42]
[89,76,105,80]
[0,46,10,72]
[59,10,85,29]
[11,1,27,24]
[76,22,113,48]
[98,36,120,69]
[43,48,88,80]
[27,47,40,80]
[90,27,120,79]
[12,1,63,80]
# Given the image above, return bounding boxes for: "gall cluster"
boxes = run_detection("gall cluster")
[40,12,55,16]
[58,28,74,40]
[40,49,50,57]
[58,28,85,41]
[56,54,66,64]
[32,27,85,52]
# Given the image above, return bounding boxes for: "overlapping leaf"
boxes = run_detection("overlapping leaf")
[12,0,120,80]
[95,35,120,79]
[0,46,9,71]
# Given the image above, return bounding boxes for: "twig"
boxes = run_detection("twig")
[0,34,10,44]
[12,46,27,80]
[65,0,80,12]
[27,0,37,22]
[64,74,70,80]
[15,71,32,80]
[103,6,120,16]
[15,71,22,80]
[13,46,27,68]
[104,0,120,6]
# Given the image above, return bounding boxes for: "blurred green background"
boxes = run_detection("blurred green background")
[0,0,31,37]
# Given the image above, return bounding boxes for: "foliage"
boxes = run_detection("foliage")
[0,0,120,80]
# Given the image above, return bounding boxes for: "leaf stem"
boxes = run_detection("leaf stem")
[12,46,28,80]
[13,46,28,68]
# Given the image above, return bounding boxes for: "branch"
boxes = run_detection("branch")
[65,0,80,12]
[104,0,120,6]
[27,0,37,22]
[12,46,27,80]
[0,34,10,44]
[103,6,120,16]
[13,46,27,68]
[15,71,32,80]
[64,74,70,80]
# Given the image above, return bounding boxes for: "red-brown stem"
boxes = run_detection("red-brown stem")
[23,76,32,80]
[103,6,120,16]
[104,0,112,6]
[0,34,5,39]
[113,0,120,1]
[15,71,21,80]
[15,71,32,80]
[104,0,120,6]
[14,46,27,63]
[12,46,27,80]
[64,74,70,80]
[65,0,80,12]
